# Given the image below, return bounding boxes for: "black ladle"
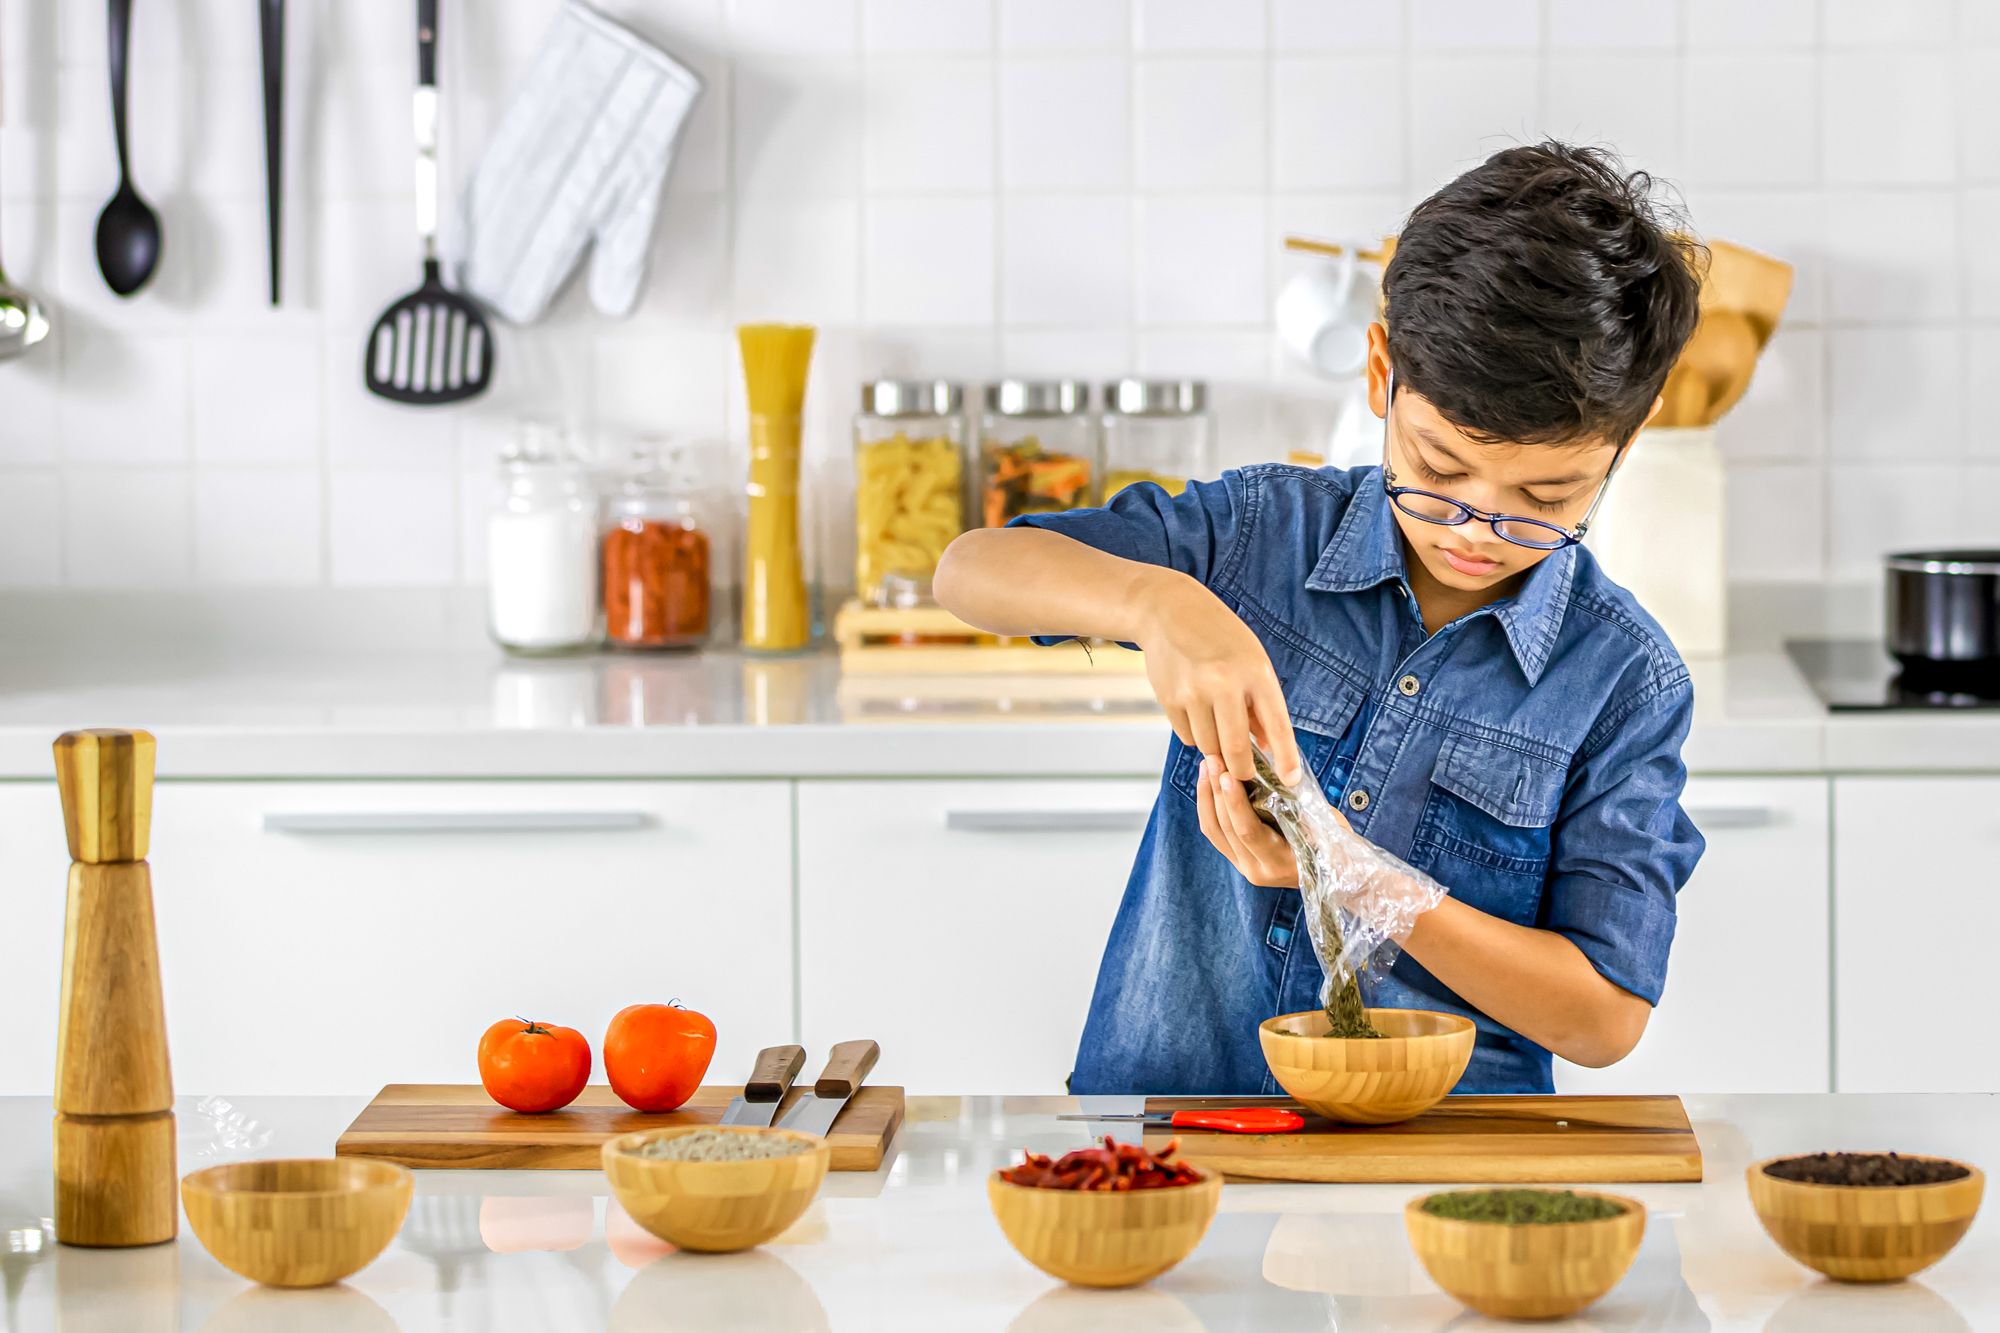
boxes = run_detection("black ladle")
[94,0,162,297]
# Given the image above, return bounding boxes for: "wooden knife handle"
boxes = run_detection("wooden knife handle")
[743,1044,805,1101]
[814,1040,880,1099]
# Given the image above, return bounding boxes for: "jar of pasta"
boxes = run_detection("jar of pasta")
[1101,379,1212,503]
[852,381,965,605]
[602,441,713,651]
[978,380,1096,528]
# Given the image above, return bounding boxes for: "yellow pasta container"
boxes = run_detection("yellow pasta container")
[854,381,966,603]
[1101,379,1212,504]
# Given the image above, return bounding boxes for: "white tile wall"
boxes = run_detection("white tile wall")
[2,0,1997,592]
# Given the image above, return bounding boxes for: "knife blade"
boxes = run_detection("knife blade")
[1056,1107,1305,1134]
[719,1044,805,1126]
[776,1040,879,1138]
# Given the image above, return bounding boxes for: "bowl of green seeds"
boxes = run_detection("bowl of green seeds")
[1404,1187,1645,1320]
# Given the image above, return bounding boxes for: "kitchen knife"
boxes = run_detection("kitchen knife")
[775,1040,879,1138]
[1056,1107,1305,1134]
[718,1044,805,1127]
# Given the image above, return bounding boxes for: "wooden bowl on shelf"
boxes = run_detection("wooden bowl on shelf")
[180,1158,412,1288]
[1746,1155,1984,1282]
[1259,1008,1475,1124]
[1404,1189,1645,1320]
[987,1171,1221,1288]
[602,1126,829,1254]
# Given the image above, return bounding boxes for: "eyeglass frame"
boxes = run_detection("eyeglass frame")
[1378,371,1629,552]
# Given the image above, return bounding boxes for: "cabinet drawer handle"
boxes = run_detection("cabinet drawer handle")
[262,811,654,834]
[944,810,1150,834]
[1683,805,1781,830]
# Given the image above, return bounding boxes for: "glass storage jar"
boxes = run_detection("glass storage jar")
[487,422,600,655]
[853,381,965,605]
[977,380,1096,527]
[1101,379,1212,502]
[602,440,713,651]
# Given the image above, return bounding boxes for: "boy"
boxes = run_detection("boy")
[935,143,1706,1095]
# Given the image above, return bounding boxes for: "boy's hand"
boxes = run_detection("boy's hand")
[1136,573,1303,785]
[1195,757,1300,888]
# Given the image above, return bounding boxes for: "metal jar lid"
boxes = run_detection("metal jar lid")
[985,380,1089,417]
[1886,549,2000,576]
[1104,379,1207,416]
[861,380,962,417]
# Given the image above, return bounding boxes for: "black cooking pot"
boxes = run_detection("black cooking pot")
[1886,550,2000,687]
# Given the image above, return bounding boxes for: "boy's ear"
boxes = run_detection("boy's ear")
[1365,322,1392,417]
[1638,393,1664,434]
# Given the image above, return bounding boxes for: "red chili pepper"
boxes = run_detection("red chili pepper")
[999,1135,1206,1191]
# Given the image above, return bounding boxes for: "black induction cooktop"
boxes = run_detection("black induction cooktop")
[1787,639,2000,711]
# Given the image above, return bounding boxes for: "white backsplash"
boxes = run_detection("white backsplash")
[0,0,1995,593]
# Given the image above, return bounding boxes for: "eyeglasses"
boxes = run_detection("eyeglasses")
[1378,372,1626,552]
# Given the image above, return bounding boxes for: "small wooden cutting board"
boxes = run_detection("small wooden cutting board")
[335,1084,904,1172]
[1141,1094,1701,1183]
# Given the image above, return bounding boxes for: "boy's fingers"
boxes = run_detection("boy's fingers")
[1194,761,1230,857]
[1163,703,1195,752]
[1213,694,1257,781]
[1186,704,1222,769]
[1248,679,1302,784]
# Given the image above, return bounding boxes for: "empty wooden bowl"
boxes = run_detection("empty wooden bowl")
[1405,1190,1645,1320]
[987,1170,1222,1288]
[1747,1155,1984,1282]
[180,1158,412,1288]
[1260,1008,1475,1124]
[602,1126,829,1254]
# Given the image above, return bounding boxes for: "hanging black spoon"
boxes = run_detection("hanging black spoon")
[94,0,162,297]
[260,0,283,304]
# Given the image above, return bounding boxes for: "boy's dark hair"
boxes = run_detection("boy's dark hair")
[1383,141,1704,447]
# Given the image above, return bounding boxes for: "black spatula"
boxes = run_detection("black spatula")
[364,0,492,406]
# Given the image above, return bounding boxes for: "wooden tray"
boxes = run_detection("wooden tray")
[833,600,1148,677]
[1142,1095,1702,1183]
[335,1084,904,1172]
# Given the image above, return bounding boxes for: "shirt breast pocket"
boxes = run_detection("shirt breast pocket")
[1409,734,1568,925]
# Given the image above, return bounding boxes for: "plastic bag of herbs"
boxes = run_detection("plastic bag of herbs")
[1247,744,1447,1038]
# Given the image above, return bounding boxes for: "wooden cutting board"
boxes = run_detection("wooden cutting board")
[335,1084,904,1172]
[1141,1095,1701,1183]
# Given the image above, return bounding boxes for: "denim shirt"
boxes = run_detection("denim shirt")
[1016,464,1704,1095]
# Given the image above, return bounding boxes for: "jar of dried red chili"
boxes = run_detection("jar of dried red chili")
[602,443,712,650]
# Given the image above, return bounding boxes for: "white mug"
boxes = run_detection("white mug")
[1275,246,1379,378]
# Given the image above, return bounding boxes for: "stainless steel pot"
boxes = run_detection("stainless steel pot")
[1886,550,2000,685]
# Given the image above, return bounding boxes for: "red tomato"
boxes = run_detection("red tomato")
[478,1018,591,1113]
[603,1003,717,1112]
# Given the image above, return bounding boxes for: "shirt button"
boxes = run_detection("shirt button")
[1398,674,1421,697]
[1347,789,1371,813]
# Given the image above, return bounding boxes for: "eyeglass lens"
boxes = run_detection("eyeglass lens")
[1388,490,1571,549]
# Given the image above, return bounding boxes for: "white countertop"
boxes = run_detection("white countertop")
[3,1092,1994,1331]
[0,580,1992,779]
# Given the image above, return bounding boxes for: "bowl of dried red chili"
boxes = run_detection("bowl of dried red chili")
[988,1136,1221,1288]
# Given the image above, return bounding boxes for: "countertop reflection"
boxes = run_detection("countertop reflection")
[2,1092,1995,1331]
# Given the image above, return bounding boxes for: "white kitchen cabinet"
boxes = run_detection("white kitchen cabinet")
[8,781,794,1096]
[797,779,1158,1094]
[1555,777,1830,1095]
[0,782,76,1096]
[1835,777,2000,1093]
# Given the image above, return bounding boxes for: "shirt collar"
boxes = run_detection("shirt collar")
[1304,468,1576,686]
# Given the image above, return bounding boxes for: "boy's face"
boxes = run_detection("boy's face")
[1364,323,1640,597]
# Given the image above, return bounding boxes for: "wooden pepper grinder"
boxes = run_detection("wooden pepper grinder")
[52,729,176,1247]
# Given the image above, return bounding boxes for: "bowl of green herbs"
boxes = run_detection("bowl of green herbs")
[1258,1007,1474,1125]
[1405,1188,1645,1320]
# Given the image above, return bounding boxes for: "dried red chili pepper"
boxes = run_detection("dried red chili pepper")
[998,1136,1204,1191]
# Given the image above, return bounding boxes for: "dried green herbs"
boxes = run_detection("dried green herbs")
[1421,1189,1626,1225]
[1250,750,1383,1040]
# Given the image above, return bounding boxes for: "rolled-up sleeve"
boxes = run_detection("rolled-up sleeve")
[1539,680,1704,1005]
[1007,474,1245,645]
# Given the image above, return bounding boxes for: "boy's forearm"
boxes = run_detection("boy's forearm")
[1400,898,1650,1067]
[934,527,1186,644]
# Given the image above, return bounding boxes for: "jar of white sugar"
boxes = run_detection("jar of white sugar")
[487,423,601,654]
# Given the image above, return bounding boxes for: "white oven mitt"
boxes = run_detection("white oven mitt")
[457,0,702,325]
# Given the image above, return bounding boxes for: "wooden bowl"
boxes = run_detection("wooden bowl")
[602,1126,829,1254]
[180,1158,412,1288]
[1404,1190,1645,1320]
[987,1170,1222,1288]
[1259,1008,1475,1124]
[1746,1155,1984,1282]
